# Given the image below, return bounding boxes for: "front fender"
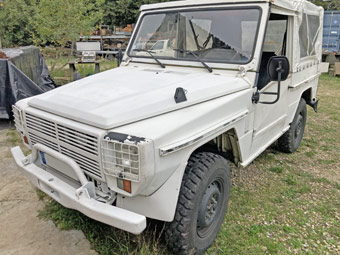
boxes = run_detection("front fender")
[117,162,187,222]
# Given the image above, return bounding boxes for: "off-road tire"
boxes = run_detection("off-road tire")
[165,152,231,255]
[278,98,307,153]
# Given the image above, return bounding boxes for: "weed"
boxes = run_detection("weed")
[318,159,335,165]
[274,196,283,204]
[283,175,297,186]
[311,177,332,184]
[269,166,284,174]
[282,188,298,199]
[248,224,264,236]
[305,151,314,158]
[282,225,296,233]
[36,189,47,201]
[297,185,312,194]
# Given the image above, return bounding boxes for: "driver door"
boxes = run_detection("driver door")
[251,14,292,155]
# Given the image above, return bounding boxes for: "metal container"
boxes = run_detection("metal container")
[323,10,340,54]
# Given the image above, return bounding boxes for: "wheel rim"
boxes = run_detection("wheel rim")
[294,113,304,139]
[197,178,224,238]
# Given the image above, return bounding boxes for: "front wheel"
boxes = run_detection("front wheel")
[278,98,307,153]
[165,152,231,255]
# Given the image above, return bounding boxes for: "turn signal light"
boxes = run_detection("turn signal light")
[23,136,29,144]
[117,179,132,193]
[123,180,132,193]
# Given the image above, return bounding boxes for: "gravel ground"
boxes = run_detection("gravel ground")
[0,120,11,131]
[0,122,97,255]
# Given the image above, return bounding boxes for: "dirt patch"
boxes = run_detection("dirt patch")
[0,129,97,255]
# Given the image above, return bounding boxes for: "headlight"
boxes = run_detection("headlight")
[102,132,155,196]
[102,137,140,182]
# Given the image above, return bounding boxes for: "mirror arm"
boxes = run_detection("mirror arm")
[253,61,282,105]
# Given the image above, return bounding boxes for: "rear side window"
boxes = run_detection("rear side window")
[299,13,321,58]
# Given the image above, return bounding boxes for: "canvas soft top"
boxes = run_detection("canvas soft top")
[141,0,322,14]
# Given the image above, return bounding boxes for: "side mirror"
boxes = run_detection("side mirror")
[268,56,290,82]
[252,56,290,104]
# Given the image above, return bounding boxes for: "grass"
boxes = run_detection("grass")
[48,56,118,81]
[38,200,168,255]
[44,49,118,86]
[268,166,284,174]
[36,74,340,254]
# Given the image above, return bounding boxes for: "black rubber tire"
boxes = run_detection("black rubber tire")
[278,98,307,153]
[165,152,231,255]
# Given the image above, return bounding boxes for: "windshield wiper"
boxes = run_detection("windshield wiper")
[174,48,213,73]
[133,49,165,68]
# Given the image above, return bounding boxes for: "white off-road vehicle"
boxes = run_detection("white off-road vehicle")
[12,0,323,254]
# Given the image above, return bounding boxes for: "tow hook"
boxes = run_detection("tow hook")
[308,99,319,113]
[76,182,96,199]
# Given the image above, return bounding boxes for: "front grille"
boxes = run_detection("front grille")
[12,105,24,131]
[60,146,101,178]
[29,133,59,151]
[58,125,98,155]
[26,114,57,139]
[25,113,102,179]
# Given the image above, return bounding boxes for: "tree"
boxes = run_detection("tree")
[0,0,36,47]
[31,0,104,71]
[310,0,340,10]
[103,0,173,27]
[32,0,104,47]
[102,0,118,26]
[0,0,105,49]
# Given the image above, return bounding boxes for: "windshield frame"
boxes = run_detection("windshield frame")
[127,6,263,66]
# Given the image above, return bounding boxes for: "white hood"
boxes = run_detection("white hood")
[28,66,249,129]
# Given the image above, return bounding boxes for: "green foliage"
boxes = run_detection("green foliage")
[0,0,174,47]
[0,0,36,47]
[269,166,284,174]
[311,0,340,10]
[32,0,104,47]
[1,0,338,48]
[103,0,173,26]
[0,0,104,48]
[283,175,297,186]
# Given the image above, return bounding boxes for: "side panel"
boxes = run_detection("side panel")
[286,5,323,125]
[286,67,319,127]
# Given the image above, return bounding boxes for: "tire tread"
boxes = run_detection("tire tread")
[165,152,228,255]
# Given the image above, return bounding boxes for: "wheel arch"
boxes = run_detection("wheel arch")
[118,128,241,223]
[301,87,312,103]
[190,128,242,165]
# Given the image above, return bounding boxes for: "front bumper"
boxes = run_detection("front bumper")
[11,145,146,235]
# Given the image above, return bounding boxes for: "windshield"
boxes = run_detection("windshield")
[129,8,261,64]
